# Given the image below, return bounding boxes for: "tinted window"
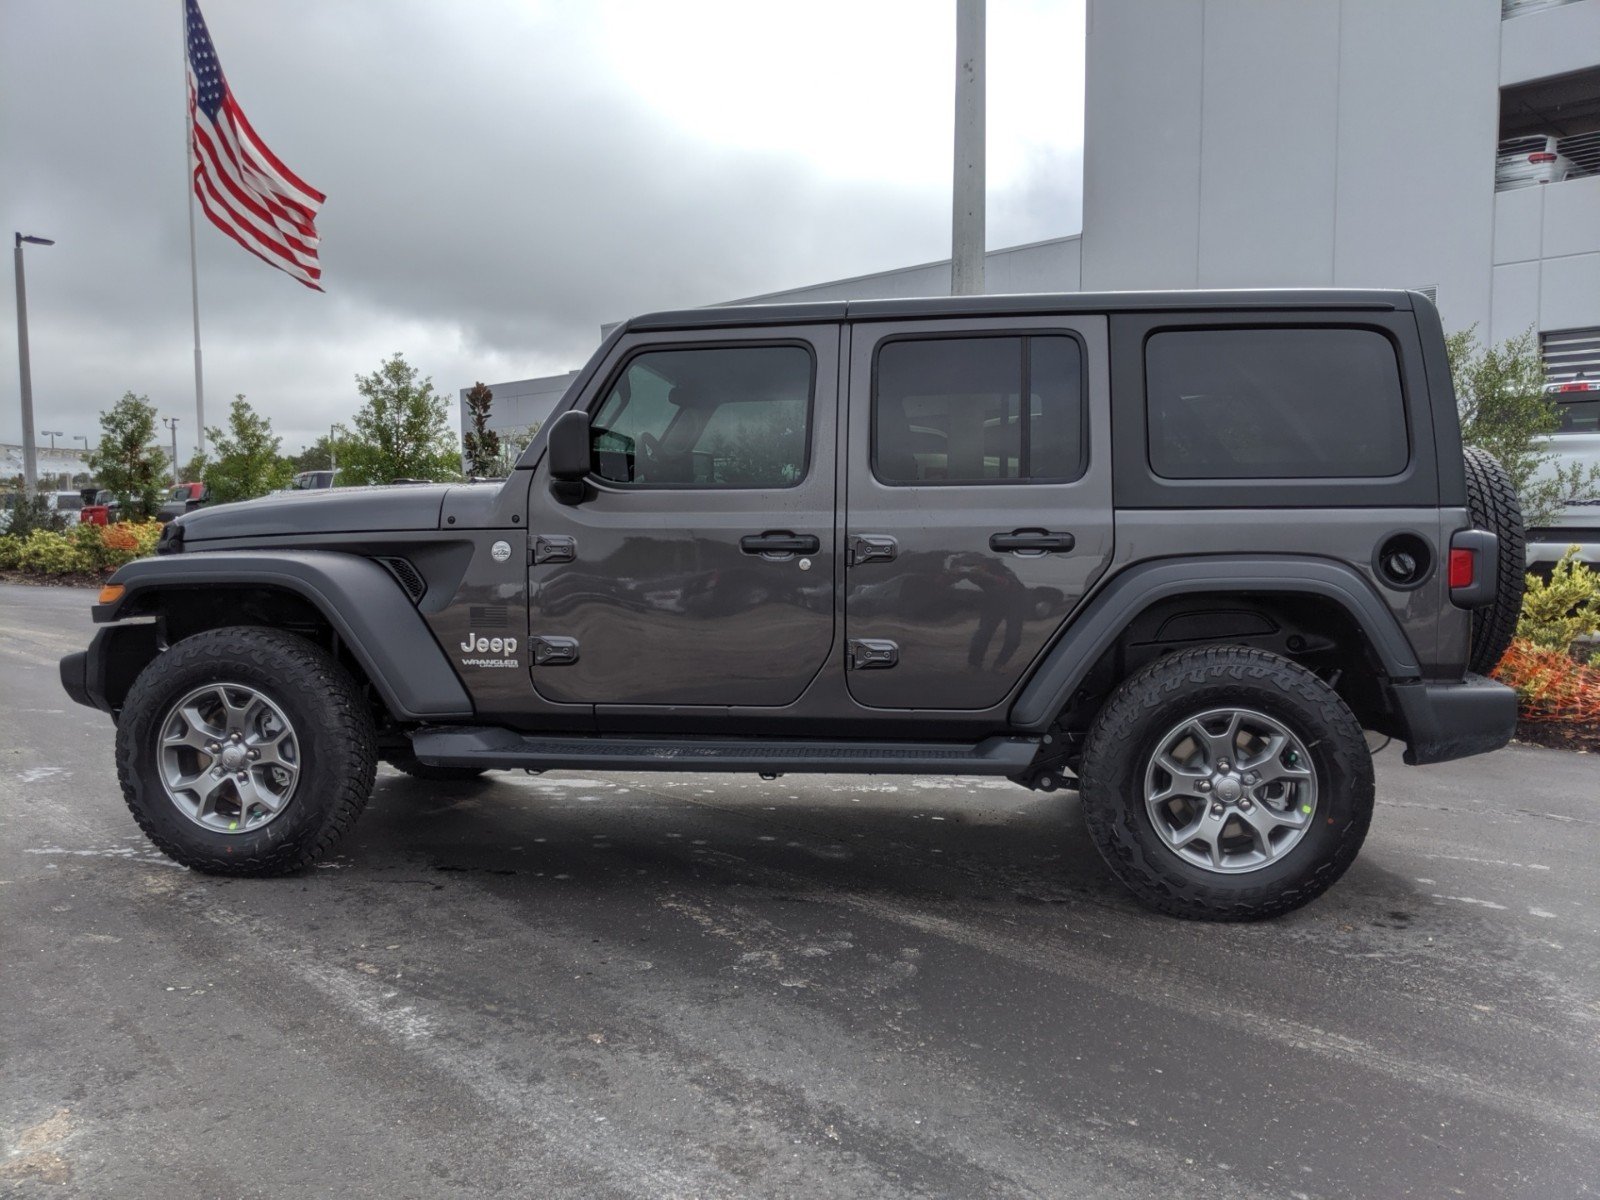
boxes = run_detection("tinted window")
[1555,397,1600,433]
[874,335,1084,484]
[1145,328,1408,479]
[590,345,812,487]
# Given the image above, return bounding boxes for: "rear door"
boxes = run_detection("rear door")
[843,315,1112,710]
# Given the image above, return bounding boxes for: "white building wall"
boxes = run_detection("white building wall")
[1082,0,1503,336]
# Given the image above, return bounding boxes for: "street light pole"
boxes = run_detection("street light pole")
[163,417,181,484]
[42,429,62,452]
[73,435,88,452]
[13,232,54,497]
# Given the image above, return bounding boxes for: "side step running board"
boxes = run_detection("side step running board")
[410,727,1041,776]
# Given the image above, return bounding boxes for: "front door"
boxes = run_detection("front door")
[844,316,1113,710]
[525,325,838,707]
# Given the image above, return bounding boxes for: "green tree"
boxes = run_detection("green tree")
[179,450,208,485]
[491,422,540,475]
[288,435,340,475]
[203,394,294,503]
[1448,326,1600,526]
[88,392,168,519]
[339,353,460,485]
[461,381,501,477]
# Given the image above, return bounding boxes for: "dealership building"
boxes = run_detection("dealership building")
[464,0,1600,441]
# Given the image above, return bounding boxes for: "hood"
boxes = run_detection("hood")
[174,484,454,542]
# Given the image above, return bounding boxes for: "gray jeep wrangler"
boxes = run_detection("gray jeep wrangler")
[61,290,1524,920]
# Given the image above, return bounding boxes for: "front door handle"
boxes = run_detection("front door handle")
[989,529,1075,554]
[740,531,820,556]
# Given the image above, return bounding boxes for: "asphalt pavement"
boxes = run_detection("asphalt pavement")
[2,581,1597,1199]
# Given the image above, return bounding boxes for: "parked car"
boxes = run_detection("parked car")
[1526,377,1600,568]
[79,490,120,526]
[156,482,210,524]
[62,288,1524,922]
[290,470,339,490]
[1496,135,1576,190]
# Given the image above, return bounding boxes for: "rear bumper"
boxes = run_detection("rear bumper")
[1526,534,1600,568]
[1389,674,1518,766]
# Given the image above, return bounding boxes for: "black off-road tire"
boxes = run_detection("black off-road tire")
[384,755,488,782]
[1079,646,1374,921]
[1462,447,1526,675]
[115,627,377,876]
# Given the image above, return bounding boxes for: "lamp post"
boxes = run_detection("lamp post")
[42,429,62,451]
[13,232,55,497]
[163,417,180,484]
[73,435,88,452]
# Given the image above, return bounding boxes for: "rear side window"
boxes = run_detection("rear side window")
[1144,328,1408,479]
[873,334,1084,485]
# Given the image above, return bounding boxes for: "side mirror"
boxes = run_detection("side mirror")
[546,409,592,505]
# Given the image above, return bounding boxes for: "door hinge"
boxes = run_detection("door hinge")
[531,534,576,564]
[848,534,898,566]
[529,635,580,665]
[848,639,899,670]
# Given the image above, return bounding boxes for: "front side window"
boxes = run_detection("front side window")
[1145,327,1409,479]
[589,345,813,487]
[873,334,1085,485]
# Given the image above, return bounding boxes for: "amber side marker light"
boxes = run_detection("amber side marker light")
[98,584,125,605]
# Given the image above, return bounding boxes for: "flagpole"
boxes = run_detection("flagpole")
[181,0,205,457]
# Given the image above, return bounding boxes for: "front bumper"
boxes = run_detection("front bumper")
[58,623,160,716]
[1389,674,1518,766]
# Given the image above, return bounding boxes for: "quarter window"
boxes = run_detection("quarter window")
[1144,327,1408,479]
[873,335,1085,485]
[589,345,813,487]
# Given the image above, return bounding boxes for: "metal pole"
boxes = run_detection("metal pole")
[182,0,205,456]
[951,0,986,297]
[165,417,180,483]
[329,425,336,472]
[14,236,38,497]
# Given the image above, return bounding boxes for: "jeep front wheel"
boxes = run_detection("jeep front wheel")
[1079,646,1373,920]
[115,627,377,875]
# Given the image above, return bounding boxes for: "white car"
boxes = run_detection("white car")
[1526,378,1600,568]
[1496,135,1576,190]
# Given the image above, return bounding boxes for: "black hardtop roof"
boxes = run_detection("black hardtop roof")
[623,288,1418,333]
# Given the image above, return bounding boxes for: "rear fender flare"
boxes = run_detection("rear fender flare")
[1010,555,1422,732]
[96,551,474,721]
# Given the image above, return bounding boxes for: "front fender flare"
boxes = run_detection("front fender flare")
[96,551,474,721]
[1009,555,1422,732]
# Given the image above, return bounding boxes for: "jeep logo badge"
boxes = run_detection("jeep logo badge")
[490,540,512,563]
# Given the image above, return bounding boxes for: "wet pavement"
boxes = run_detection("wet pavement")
[3,582,1597,1198]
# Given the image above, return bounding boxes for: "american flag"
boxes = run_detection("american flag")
[186,0,325,291]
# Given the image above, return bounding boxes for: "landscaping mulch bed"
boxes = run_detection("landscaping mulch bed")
[0,570,100,589]
[1514,720,1600,754]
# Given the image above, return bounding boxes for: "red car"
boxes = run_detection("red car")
[79,489,119,526]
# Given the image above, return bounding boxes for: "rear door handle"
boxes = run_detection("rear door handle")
[989,529,1075,554]
[740,531,820,555]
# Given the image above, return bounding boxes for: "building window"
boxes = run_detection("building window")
[1144,327,1409,480]
[590,345,813,488]
[1498,68,1600,191]
[873,335,1085,485]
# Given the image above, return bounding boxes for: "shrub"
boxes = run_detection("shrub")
[1517,548,1600,655]
[3,495,72,538]
[15,529,91,576]
[0,534,22,570]
[1495,638,1600,724]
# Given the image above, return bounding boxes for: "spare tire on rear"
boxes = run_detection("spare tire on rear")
[1462,447,1526,675]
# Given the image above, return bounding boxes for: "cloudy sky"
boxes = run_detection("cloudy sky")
[2,0,1085,458]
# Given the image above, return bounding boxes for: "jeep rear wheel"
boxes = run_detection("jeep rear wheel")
[115,628,377,875]
[1079,646,1373,920]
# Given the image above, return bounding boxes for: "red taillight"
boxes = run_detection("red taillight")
[1557,381,1595,392]
[1529,152,1558,164]
[1449,548,1475,589]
